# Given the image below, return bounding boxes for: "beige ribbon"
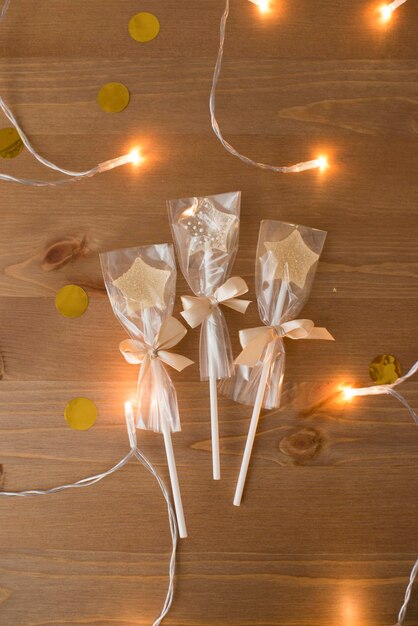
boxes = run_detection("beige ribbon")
[235,319,334,367]
[120,316,194,372]
[181,276,251,328]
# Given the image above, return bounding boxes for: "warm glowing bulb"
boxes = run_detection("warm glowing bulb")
[379,0,408,22]
[342,386,355,401]
[98,149,143,173]
[292,155,330,173]
[129,148,142,166]
[258,0,270,12]
[317,155,329,171]
[380,4,393,21]
[249,0,270,13]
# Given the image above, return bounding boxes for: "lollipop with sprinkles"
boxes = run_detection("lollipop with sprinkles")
[169,192,250,480]
[179,197,238,253]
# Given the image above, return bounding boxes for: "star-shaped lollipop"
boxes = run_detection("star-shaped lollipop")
[113,256,171,310]
[179,197,237,253]
[264,230,320,288]
[228,221,331,507]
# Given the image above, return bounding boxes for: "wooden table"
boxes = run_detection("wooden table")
[0,1,417,624]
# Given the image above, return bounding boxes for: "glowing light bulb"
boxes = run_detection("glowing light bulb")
[341,386,355,401]
[97,148,143,173]
[380,4,393,21]
[290,155,330,173]
[317,155,329,171]
[129,148,142,166]
[379,0,408,22]
[249,0,270,13]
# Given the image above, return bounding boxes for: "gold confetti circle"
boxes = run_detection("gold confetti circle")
[369,354,402,385]
[129,12,160,43]
[64,397,97,431]
[97,82,130,113]
[0,127,24,159]
[55,285,89,318]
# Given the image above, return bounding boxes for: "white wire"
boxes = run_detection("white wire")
[397,558,418,624]
[387,0,408,13]
[0,0,10,24]
[0,449,135,496]
[0,93,108,186]
[209,0,322,173]
[0,0,132,186]
[0,97,100,178]
[134,449,178,626]
[347,360,418,623]
[0,444,177,626]
[349,361,418,428]
[0,95,109,186]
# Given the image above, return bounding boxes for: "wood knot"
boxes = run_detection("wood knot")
[279,427,325,464]
[41,236,88,271]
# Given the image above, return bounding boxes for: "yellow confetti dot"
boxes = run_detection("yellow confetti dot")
[369,354,402,385]
[97,82,130,114]
[0,127,24,159]
[64,397,97,431]
[129,12,160,43]
[55,285,89,318]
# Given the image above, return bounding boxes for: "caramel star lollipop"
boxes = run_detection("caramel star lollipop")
[113,256,171,310]
[179,197,237,253]
[231,222,330,507]
[265,230,319,288]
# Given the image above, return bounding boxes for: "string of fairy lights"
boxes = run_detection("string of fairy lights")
[0,0,141,185]
[0,0,410,183]
[210,0,410,173]
[0,96,141,185]
[250,0,408,20]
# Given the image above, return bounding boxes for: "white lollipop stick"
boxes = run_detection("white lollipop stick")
[161,419,188,539]
[208,317,221,480]
[233,341,274,506]
[234,280,288,506]
[142,307,187,538]
[203,244,221,480]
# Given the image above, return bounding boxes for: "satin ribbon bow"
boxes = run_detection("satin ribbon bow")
[235,319,335,367]
[119,316,194,372]
[180,276,251,328]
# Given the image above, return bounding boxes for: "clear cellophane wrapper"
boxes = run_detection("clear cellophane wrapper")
[168,191,241,381]
[100,244,181,433]
[220,220,327,409]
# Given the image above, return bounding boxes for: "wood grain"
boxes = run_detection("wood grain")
[1,0,418,624]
